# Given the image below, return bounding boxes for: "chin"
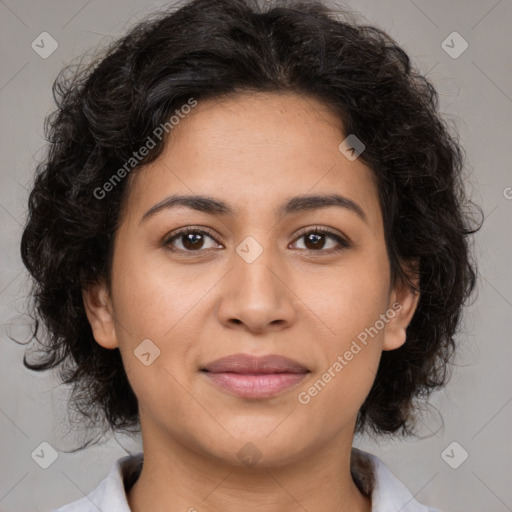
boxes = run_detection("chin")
[197,427,315,469]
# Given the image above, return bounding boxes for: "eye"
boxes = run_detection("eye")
[163,226,350,255]
[290,227,350,254]
[163,227,223,252]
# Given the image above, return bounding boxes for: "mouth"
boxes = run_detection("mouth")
[200,353,310,399]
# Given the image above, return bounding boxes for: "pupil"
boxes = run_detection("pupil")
[183,233,203,250]
[306,233,324,250]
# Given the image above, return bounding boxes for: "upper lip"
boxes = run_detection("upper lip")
[201,354,310,374]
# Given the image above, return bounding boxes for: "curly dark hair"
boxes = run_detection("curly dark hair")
[19,0,481,445]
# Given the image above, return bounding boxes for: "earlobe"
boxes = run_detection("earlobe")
[82,280,119,349]
[382,262,421,351]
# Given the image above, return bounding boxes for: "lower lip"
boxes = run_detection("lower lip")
[202,371,308,399]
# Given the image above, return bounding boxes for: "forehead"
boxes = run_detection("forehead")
[123,91,382,232]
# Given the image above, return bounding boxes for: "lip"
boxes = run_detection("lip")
[201,353,310,399]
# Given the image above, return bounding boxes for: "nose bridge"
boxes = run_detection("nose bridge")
[218,232,295,331]
[234,232,284,300]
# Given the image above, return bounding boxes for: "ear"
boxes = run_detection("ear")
[382,260,421,351]
[82,279,119,349]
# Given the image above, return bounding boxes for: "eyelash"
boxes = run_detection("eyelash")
[163,226,350,255]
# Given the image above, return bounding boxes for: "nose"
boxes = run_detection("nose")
[216,242,297,334]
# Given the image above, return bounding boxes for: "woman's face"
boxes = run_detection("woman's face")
[85,91,419,467]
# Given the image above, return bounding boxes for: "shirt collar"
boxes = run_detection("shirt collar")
[53,449,440,512]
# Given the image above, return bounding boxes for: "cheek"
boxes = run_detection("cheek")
[109,250,219,401]
[293,249,390,408]
[298,249,391,343]
[110,243,210,340]
[295,276,389,424]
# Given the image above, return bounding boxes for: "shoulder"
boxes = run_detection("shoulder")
[351,447,442,512]
[50,453,143,512]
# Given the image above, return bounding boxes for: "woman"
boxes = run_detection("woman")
[20,0,479,510]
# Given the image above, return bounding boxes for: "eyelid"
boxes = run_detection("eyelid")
[290,226,351,250]
[163,226,223,247]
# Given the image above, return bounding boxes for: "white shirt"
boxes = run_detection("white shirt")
[52,448,441,512]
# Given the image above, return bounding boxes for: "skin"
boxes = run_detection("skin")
[83,91,420,512]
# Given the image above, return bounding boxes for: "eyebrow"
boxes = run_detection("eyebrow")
[141,193,368,224]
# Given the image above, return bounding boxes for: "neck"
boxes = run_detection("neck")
[127,424,372,512]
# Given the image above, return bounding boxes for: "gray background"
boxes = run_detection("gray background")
[1,1,511,511]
